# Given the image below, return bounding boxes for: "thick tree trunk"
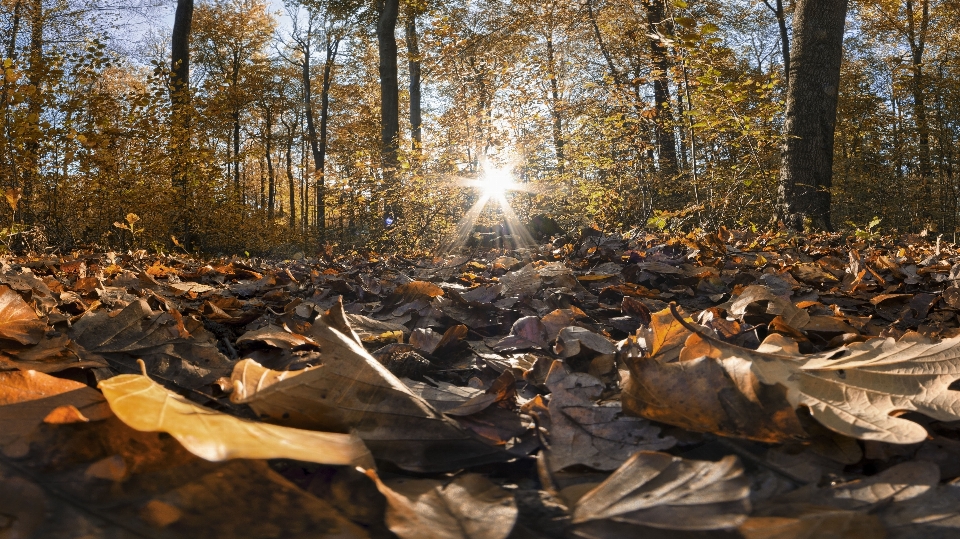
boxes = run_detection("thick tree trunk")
[170,0,193,247]
[405,14,422,152]
[170,0,192,188]
[377,0,400,182]
[644,0,679,176]
[776,0,849,231]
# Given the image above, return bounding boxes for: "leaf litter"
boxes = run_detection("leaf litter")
[3,227,960,537]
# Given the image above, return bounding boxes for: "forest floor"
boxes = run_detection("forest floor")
[1,226,960,538]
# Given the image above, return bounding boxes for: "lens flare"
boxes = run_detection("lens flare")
[480,167,517,202]
[441,161,538,254]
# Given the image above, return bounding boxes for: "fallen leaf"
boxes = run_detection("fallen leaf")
[230,302,506,472]
[728,284,809,329]
[368,471,518,539]
[622,331,807,443]
[674,307,960,444]
[0,284,46,344]
[69,298,233,390]
[100,370,374,468]
[540,361,674,471]
[571,451,750,531]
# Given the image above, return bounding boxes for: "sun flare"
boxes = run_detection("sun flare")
[480,167,517,201]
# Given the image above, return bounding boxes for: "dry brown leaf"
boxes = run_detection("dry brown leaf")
[368,471,518,539]
[622,331,807,443]
[69,298,232,389]
[100,371,374,468]
[571,451,750,531]
[0,284,46,344]
[541,361,674,471]
[683,320,960,443]
[236,324,315,350]
[728,284,810,328]
[229,302,506,472]
[644,306,693,362]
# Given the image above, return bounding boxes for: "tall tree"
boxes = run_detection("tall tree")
[376,0,400,182]
[405,10,422,153]
[776,0,849,230]
[645,0,679,176]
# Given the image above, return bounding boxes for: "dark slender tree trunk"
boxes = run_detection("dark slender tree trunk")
[6,0,22,60]
[586,0,624,88]
[315,36,339,237]
[405,14,422,152]
[905,0,931,182]
[645,0,679,176]
[545,34,565,177]
[776,0,849,231]
[377,0,400,182]
[22,0,44,221]
[265,109,275,220]
[285,125,295,231]
[763,0,790,85]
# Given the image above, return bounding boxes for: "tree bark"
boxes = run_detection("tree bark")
[644,0,679,176]
[545,33,565,177]
[285,123,295,231]
[376,0,400,182]
[905,0,931,181]
[22,0,44,220]
[405,13,422,153]
[315,35,339,237]
[776,0,849,231]
[170,0,194,246]
[265,108,275,220]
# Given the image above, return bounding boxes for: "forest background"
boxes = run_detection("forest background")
[1,0,958,255]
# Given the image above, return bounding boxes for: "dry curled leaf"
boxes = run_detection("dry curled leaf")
[100,371,374,468]
[0,284,46,344]
[571,451,751,533]
[230,301,506,472]
[622,331,807,443]
[541,360,674,471]
[368,471,518,539]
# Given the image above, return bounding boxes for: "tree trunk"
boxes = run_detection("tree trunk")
[22,0,44,221]
[286,126,295,231]
[644,0,679,176]
[762,0,790,85]
[6,0,22,60]
[545,34,565,177]
[776,0,849,231]
[315,36,339,238]
[170,0,194,247]
[377,0,400,182]
[405,14,422,153]
[905,0,931,182]
[265,109,275,220]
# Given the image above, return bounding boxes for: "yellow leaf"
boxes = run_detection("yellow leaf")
[99,370,374,468]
